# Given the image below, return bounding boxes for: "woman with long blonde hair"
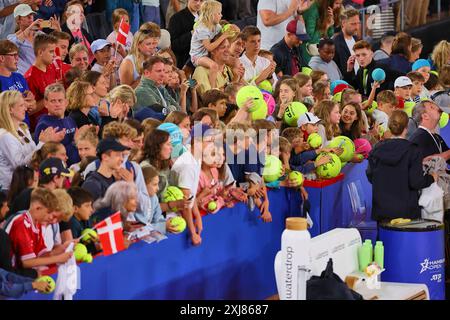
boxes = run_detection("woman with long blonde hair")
[0,91,58,190]
[119,22,161,88]
[431,40,450,73]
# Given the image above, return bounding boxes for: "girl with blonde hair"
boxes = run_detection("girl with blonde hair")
[431,40,450,73]
[0,91,59,190]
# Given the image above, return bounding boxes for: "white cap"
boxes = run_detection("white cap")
[158,29,171,50]
[90,39,111,53]
[297,112,321,127]
[13,4,36,18]
[394,76,413,88]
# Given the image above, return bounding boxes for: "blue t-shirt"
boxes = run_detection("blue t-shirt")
[0,72,30,127]
[34,115,80,165]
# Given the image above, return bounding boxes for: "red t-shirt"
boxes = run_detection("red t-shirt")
[24,60,71,131]
[5,211,48,269]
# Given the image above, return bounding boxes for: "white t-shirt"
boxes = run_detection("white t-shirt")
[170,150,201,208]
[344,36,360,74]
[257,0,294,50]
[240,53,271,84]
[372,109,389,131]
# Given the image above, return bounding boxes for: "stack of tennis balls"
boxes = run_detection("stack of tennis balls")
[37,276,56,294]
[315,152,342,179]
[74,243,93,263]
[307,133,322,149]
[263,155,284,183]
[236,85,268,120]
[162,186,185,212]
[284,102,307,127]
[170,216,187,233]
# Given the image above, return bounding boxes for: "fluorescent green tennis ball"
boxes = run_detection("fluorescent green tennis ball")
[404,101,416,117]
[328,136,355,163]
[258,79,273,93]
[440,112,449,128]
[366,101,378,114]
[170,216,187,233]
[302,67,313,76]
[83,254,93,263]
[81,228,97,243]
[38,276,55,294]
[316,152,342,179]
[236,85,264,112]
[74,243,88,262]
[208,201,217,212]
[263,155,283,183]
[162,186,185,211]
[222,23,231,32]
[284,102,307,127]
[251,100,268,120]
[332,92,343,103]
[289,171,304,186]
[307,133,322,149]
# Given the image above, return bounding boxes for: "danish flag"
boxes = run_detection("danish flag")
[116,17,130,46]
[94,212,125,256]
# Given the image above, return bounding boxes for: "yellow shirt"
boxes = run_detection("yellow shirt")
[192,65,234,96]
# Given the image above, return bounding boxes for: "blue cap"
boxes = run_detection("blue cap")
[133,105,168,122]
[412,59,431,71]
[158,122,183,146]
[90,39,111,53]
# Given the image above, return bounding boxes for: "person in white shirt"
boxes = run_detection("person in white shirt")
[169,123,220,246]
[0,90,62,191]
[257,0,302,50]
[239,26,276,85]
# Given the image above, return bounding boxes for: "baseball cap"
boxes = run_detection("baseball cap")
[91,39,111,53]
[394,76,413,88]
[96,138,129,157]
[133,104,168,122]
[286,19,310,42]
[297,112,321,127]
[13,4,36,18]
[39,157,73,179]
[412,59,431,71]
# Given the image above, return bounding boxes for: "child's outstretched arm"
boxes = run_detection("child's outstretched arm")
[202,30,233,53]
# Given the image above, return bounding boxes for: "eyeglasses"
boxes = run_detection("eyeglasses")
[17,129,31,144]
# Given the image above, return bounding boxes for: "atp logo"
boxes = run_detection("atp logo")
[419,258,445,274]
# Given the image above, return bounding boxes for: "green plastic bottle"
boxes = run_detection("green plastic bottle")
[364,239,373,261]
[358,241,372,272]
[374,241,384,269]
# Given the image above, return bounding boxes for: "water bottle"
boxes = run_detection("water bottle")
[274,217,311,300]
[358,241,372,272]
[374,241,384,269]
[364,239,373,261]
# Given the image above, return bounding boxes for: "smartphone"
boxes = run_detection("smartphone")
[40,20,52,29]
[188,78,197,88]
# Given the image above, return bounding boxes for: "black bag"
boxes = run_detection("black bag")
[307,259,364,300]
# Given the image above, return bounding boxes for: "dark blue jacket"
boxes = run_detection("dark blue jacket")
[270,38,306,76]
[379,54,411,75]
[0,268,34,299]
[34,115,80,166]
[290,150,317,174]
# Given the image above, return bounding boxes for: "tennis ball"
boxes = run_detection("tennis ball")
[284,102,307,127]
[440,112,449,128]
[328,136,355,163]
[74,243,88,262]
[258,80,273,93]
[83,253,93,263]
[262,91,276,116]
[365,100,378,114]
[301,67,313,76]
[404,101,416,117]
[354,138,372,159]
[222,23,231,32]
[162,186,185,211]
[81,228,97,243]
[372,68,386,82]
[430,70,439,77]
[170,216,187,233]
[208,201,217,212]
[332,91,343,103]
[236,85,264,112]
[307,133,322,149]
[289,171,304,186]
[38,276,55,294]
[316,152,342,179]
[251,100,268,120]
[263,155,283,183]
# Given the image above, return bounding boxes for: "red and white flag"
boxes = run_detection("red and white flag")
[53,46,63,81]
[94,212,125,256]
[116,17,130,46]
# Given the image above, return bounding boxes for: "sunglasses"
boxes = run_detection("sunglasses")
[17,129,31,144]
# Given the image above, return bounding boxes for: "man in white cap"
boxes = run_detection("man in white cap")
[0,0,40,39]
[91,39,117,88]
[394,76,413,109]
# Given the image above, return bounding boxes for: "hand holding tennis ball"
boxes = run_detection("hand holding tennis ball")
[208,201,218,212]
[81,228,98,243]
[35,276,55,294]
[170,216,187,233]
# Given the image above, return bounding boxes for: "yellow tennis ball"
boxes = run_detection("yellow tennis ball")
[284,102,307,127]
[83,254,93,263]
[263,155,283,183]
[289,171,304,186]
[404,101,416,117]
[170,216,187,233]
[74,243,88,262]
[258,79,273,93]
[207,201,217,212]
[307,133,322,149]
[81,228,97,243]
[162,186,185,211]
[316,152,342,179]
[37,276,55,294]
[440,112,449,128]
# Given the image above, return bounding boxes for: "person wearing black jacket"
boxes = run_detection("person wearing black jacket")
[367,110,437,222]
[333,8,360,75]
[343,40,401,98]
[168,0,202,69]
